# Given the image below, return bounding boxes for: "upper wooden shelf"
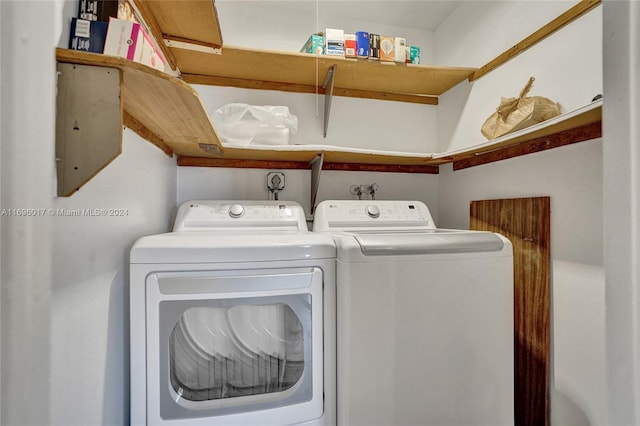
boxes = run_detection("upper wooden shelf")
[175,45,476,105]
[136,0,475,104]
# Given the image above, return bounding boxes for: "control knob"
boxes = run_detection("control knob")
[228,204,245,218]
[365,205,380,218]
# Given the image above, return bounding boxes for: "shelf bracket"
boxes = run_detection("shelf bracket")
[322,65,336,138]
[55,63,122,196]
[309,152,324,214]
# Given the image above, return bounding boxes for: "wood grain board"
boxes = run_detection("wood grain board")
[56,48,222,157]
[453,120,602,170]
[172,45,475,99]
[470,197,551,426]
[137,0,222,48]
[182,73,439,105]
[178,156,440,174]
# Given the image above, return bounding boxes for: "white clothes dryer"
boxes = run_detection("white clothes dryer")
[313,200,514,426]
[130,200,336,426]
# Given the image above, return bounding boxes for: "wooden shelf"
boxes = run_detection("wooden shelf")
[176,102,602,172]
[56,0,602,175]
[56,48,602,174]
[177,45,476,105]
[135,1,475,105]
[137,0,222,49]
[434,100,603,169]
[56,48,222,158]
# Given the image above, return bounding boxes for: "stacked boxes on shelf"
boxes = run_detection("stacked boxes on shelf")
[300,28,420,64]
[69,0,117,53]
[68,0,165,71]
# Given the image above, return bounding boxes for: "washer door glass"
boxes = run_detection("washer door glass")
[150,267,322,422]
[169,302,306,402]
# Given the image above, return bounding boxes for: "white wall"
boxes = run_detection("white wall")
[1,2,56,424]
[435,2,606,424]
[603,1,640,423]
[438,140,606,425]
[178,167,439,224]
[436,2,602,153]
[434,1,580,68]
[216,1,434,60]
[1,2,177,426]
[49,130,176,425]
[207,1,439,154]
[199,86,438,154]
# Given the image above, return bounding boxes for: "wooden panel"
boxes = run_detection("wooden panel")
[470,0,601,81]
[436,102,602,162]
[453,120,601,170]
[172,45,476,97]
[470,197,551,426]
[178,156,439,174]
[138,0,222,48]
[177,145,438,166]
[182,73,439,105]
[56,48,222,156]
[55,63,123,196]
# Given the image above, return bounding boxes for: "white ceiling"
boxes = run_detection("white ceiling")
[217,1,463,31]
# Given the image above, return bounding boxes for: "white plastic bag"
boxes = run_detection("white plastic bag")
[212,103,298,146]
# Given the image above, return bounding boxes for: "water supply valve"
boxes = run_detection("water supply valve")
[267,172,285,200]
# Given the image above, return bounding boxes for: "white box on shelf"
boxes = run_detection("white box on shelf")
[325,28,345,56]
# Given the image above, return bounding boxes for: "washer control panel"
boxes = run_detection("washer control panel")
[173,200,307,231]
[313,200,436,231]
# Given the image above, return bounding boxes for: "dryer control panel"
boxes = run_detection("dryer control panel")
[174,200,308,231]
[313,200,436,232]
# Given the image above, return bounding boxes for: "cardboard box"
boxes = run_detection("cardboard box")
[325,28,345,56]
[300,34,324,55]
[394,37,406,63]
[368,33,380,60]
[69,18,108,53]
[356,31,369,58]
[78,0,118,21]
[103,18,164,71]
[380,36,394,61]
[344,34,356,58]
[410,46,421,64]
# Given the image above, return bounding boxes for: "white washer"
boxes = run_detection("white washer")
[130,200,336,426]
[313,200,514,426]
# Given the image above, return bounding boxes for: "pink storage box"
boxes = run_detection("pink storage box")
[103,17,164,71]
